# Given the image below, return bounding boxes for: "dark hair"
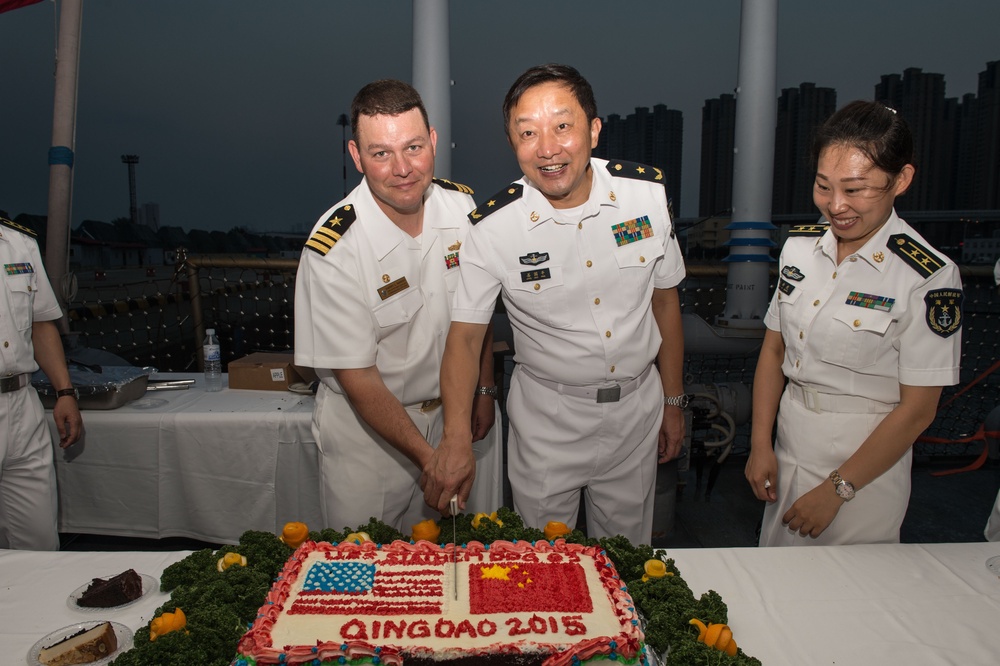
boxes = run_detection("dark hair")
[350,79,430,138]
[502,64,598,135]
[812,100,914,180]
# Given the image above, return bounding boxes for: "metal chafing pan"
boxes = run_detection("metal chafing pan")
[33,366,156,410]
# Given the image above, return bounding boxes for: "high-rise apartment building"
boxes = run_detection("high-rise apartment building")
[699,94,736,217]
[973,60,1000,210]
[595,104,683,214]
[772,83,836,215]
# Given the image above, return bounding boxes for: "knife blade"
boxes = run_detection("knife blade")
[450,494,458,601]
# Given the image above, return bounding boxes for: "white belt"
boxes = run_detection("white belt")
[519,364,653,403]
[787,382,894,415]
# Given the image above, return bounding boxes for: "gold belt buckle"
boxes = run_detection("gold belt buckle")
[420,398,442,412]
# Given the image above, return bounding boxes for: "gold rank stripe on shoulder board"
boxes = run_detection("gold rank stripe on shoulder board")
[468,183,523,225]
[787,224,828,236]
[887,233,945,278]
[432,177,475,195]
[0,216,38,237]
[304,204,357,255]
[605,159,664,185]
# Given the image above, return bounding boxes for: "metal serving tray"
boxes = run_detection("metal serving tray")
[33,366,154,410]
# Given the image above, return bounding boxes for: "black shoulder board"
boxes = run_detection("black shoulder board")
[887,233,946,278]
[0,216,38,237]
[468,184,523,225]
[304,204,357,256]
[432,177,475,195]
[788,224,829,237]
[605,159,665,185]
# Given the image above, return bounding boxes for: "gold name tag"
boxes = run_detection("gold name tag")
[378,276,410,300]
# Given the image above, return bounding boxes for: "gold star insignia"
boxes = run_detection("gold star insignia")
[487,199,497,207]
[636,166,645,174]
[329,216,343,227]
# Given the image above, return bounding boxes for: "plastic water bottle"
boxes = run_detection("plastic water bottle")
[203,328,222,392]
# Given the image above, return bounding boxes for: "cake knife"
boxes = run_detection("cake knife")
[450,494,458,600]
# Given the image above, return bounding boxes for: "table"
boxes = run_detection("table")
[3,542,999,665]
[48,373,504,544]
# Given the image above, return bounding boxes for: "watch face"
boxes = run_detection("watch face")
[836,482,855,500]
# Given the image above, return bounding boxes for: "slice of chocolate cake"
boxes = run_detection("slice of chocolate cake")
[76,569,142,608]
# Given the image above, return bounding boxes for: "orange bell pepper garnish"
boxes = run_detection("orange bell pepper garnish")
[280,521,309,549]
[411,519,442,543]
[150,608,186,641]
[543,521,572,541]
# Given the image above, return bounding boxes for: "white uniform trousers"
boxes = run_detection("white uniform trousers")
[312,384,501,534]
[506,364,662,545]
[0,388,59,551]
[985,489,1000,542]
[759,389,910,546]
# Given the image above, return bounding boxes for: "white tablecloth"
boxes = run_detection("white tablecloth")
[2,543,999,665]
[48,374,504,544]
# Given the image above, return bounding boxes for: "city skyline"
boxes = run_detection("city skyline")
[3,1,1000,231]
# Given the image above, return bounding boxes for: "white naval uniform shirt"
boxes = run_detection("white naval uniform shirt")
[764,209,961,403]
[452,158,685,385]
[0,225,63,376]
[294,178,475,404]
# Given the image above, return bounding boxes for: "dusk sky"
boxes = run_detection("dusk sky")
[3,0,999,233]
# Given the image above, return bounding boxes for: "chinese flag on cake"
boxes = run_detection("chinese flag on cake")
[468,562,593,614]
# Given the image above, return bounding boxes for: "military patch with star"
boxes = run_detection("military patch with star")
[468,184,523,225]
[924,288,963,338]
[605,159,665,185]
[304,204,357,255]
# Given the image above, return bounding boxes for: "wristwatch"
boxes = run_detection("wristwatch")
[663,393,690,409]
[829,469,856,501]
[56,387,79,400]
[475,386,499,399]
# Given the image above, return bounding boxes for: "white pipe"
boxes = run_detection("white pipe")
[44,0,83,328]
[412,0,452,179]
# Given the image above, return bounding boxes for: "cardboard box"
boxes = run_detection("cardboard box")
[228,353,317,391]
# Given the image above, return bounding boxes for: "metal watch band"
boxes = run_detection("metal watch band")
[475,385,498,398]
[663,393,690,409]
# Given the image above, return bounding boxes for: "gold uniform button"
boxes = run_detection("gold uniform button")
[610,365,616,373]
[639,255,646,263]
[28,286,33,292]
[586,260,593,268]
[832,271,837,279]
[853,319,861,328]
[813,299,820,307]
[533,283,540,291]
[594,298,600,305]
[605,331,612,338]
[795,360,800,368]
[578,222,583,230]
[799,331,804,339]
[2,341,7,348]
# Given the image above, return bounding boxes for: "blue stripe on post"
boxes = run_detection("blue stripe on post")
[48,146,74,166]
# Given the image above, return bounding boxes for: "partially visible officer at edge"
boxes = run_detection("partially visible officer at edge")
[0,213,83,550]
[422,64,686,545]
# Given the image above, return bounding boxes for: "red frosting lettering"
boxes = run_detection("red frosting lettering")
[528,615,548,634]
[505,617,531,636]
[454,619,478,638]
[477,619,497,637]
[434,618,456,638]
[548,616,558,633]
[383,620,405,640]
[372,620,380,639]
[407,620,430,639]
[561,615,586,636]
[340,618,368,640]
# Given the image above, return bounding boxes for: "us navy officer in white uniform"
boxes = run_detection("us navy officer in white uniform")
[423,65,686,545]
[746,102,962,545]
[0,215,83,550]
[294,81,498,533]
